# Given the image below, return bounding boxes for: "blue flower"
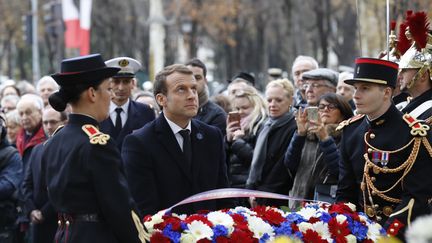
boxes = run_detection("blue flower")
[213,225,228,238]
[260,233,271,243]
[180,222,188,230]
[274,221,293,236]
[349,221,368,240]
[293,231,303,239]
[163,224,181,243]
[286,213,306,223]
[319,212,332,223]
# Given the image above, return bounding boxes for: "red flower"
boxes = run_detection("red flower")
[197,239,212,243]
[230,229,256,243]
[231,213,249,231]
[329,203,354,215]
[184,214,213,227]
[328,217,350,241]
[150,231,170,243]
[215,236,230,243]
[252,206,284,225]
[308,217,321,224]
[291,223,299,232]
[303,229,327,243]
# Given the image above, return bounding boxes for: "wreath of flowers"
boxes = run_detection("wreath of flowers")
[143,202,386,243]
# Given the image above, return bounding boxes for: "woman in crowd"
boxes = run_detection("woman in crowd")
[5,110,21,147]
[284,93,353,208]
[246,79,297,207]
[226,86,267,190]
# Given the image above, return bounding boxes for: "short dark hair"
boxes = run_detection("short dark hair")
[185,58,207,77]
[153,64,193,97]
[318,93,353,120]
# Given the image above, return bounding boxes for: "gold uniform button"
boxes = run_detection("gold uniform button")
[383,206,393,217]
[58,220,61,225]
[370,133,376,139]
[366,206,375,217]
[367,148,373,153]
[371,177,376,182]
[373,167,380,174]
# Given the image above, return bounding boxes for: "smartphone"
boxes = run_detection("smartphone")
[228,111,241,124]
[306,106,319,121]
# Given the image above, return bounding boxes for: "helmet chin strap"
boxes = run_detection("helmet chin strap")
[407,66,427,89]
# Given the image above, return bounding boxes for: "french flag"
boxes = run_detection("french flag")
[62,0,92,55]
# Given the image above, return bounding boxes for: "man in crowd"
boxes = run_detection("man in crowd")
[22,106,68,243]
[301,68,338,106]
[291,55,319,109]
[336,57,432,239]
[15,94,47,166]
[101,57,155,151]
[122,64,230,216]
[36,76,58,107]
[226,72,255,99]
[336,71,356,110]
[186,58,226,134]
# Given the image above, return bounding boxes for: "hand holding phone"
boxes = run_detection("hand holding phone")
[306,106,319,122]
[228,111,241,124]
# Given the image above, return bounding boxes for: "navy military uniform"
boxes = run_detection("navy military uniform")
[336,58,432,238]
[43,54,145,243]
[101,57,155,151]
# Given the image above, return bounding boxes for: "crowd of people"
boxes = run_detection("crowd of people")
[0,11,431,243]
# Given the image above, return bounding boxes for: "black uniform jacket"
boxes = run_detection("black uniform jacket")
[336,105,432,237]
[42,114,144,243]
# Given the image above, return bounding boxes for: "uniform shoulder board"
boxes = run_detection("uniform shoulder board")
[81,124,110,145]
[52,125,65,136]
[402,114,430,137]
[336,114,365,131]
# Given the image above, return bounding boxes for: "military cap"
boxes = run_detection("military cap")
[301,68,339,86]
[268,68,283,77]
[105,57,142,78]
[51,54,120,86]
[344,58,399,88]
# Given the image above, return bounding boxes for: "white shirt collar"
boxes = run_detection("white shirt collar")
[164,114,192,135]
[109,99,130,115]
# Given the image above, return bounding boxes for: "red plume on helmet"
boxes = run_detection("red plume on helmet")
[406,11,430,50]
[397,22,411,55]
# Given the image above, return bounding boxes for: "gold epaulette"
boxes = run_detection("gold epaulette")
[81,124,110,145]
[336,114,365,131]
[52,125,65,136]
[402,114,430,137]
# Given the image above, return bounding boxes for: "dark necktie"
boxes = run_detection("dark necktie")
[179,129,192,170]
[113,107,123,138]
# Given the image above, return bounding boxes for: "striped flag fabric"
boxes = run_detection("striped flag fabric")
[61,0,92,55]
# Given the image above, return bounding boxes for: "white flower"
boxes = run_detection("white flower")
[185,221,213,241]
[367,222,383,242]
[298,207,318,220]
[406,214,432,243]
[312,221,331,241]
[143,212,164,233]
[344,202,357,212]
[297,222,313,233]
[207,211,234,232]
[336,214,347,224]
[180,232,196,243]
[247,215,275,239]
[230,206,256,216]
[345,234,357,243]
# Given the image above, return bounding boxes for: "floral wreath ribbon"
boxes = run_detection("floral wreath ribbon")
[159,188,330,215]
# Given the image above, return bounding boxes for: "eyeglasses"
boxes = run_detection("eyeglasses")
[318,103,338,111]
[302,83,331,90]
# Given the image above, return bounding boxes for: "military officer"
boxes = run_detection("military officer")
[398,12,432,124]
[101,57,155,151]
[42,54,145,242]
[336,57,432,239]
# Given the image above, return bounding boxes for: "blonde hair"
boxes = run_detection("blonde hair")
[233,86,267,136]
[266,78,294,98]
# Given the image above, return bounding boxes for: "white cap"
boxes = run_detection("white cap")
[105,57,142,78]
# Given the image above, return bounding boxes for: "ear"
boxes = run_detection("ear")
[88,87,98,103]
[383,87,393,100]
[155,93,166,108]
